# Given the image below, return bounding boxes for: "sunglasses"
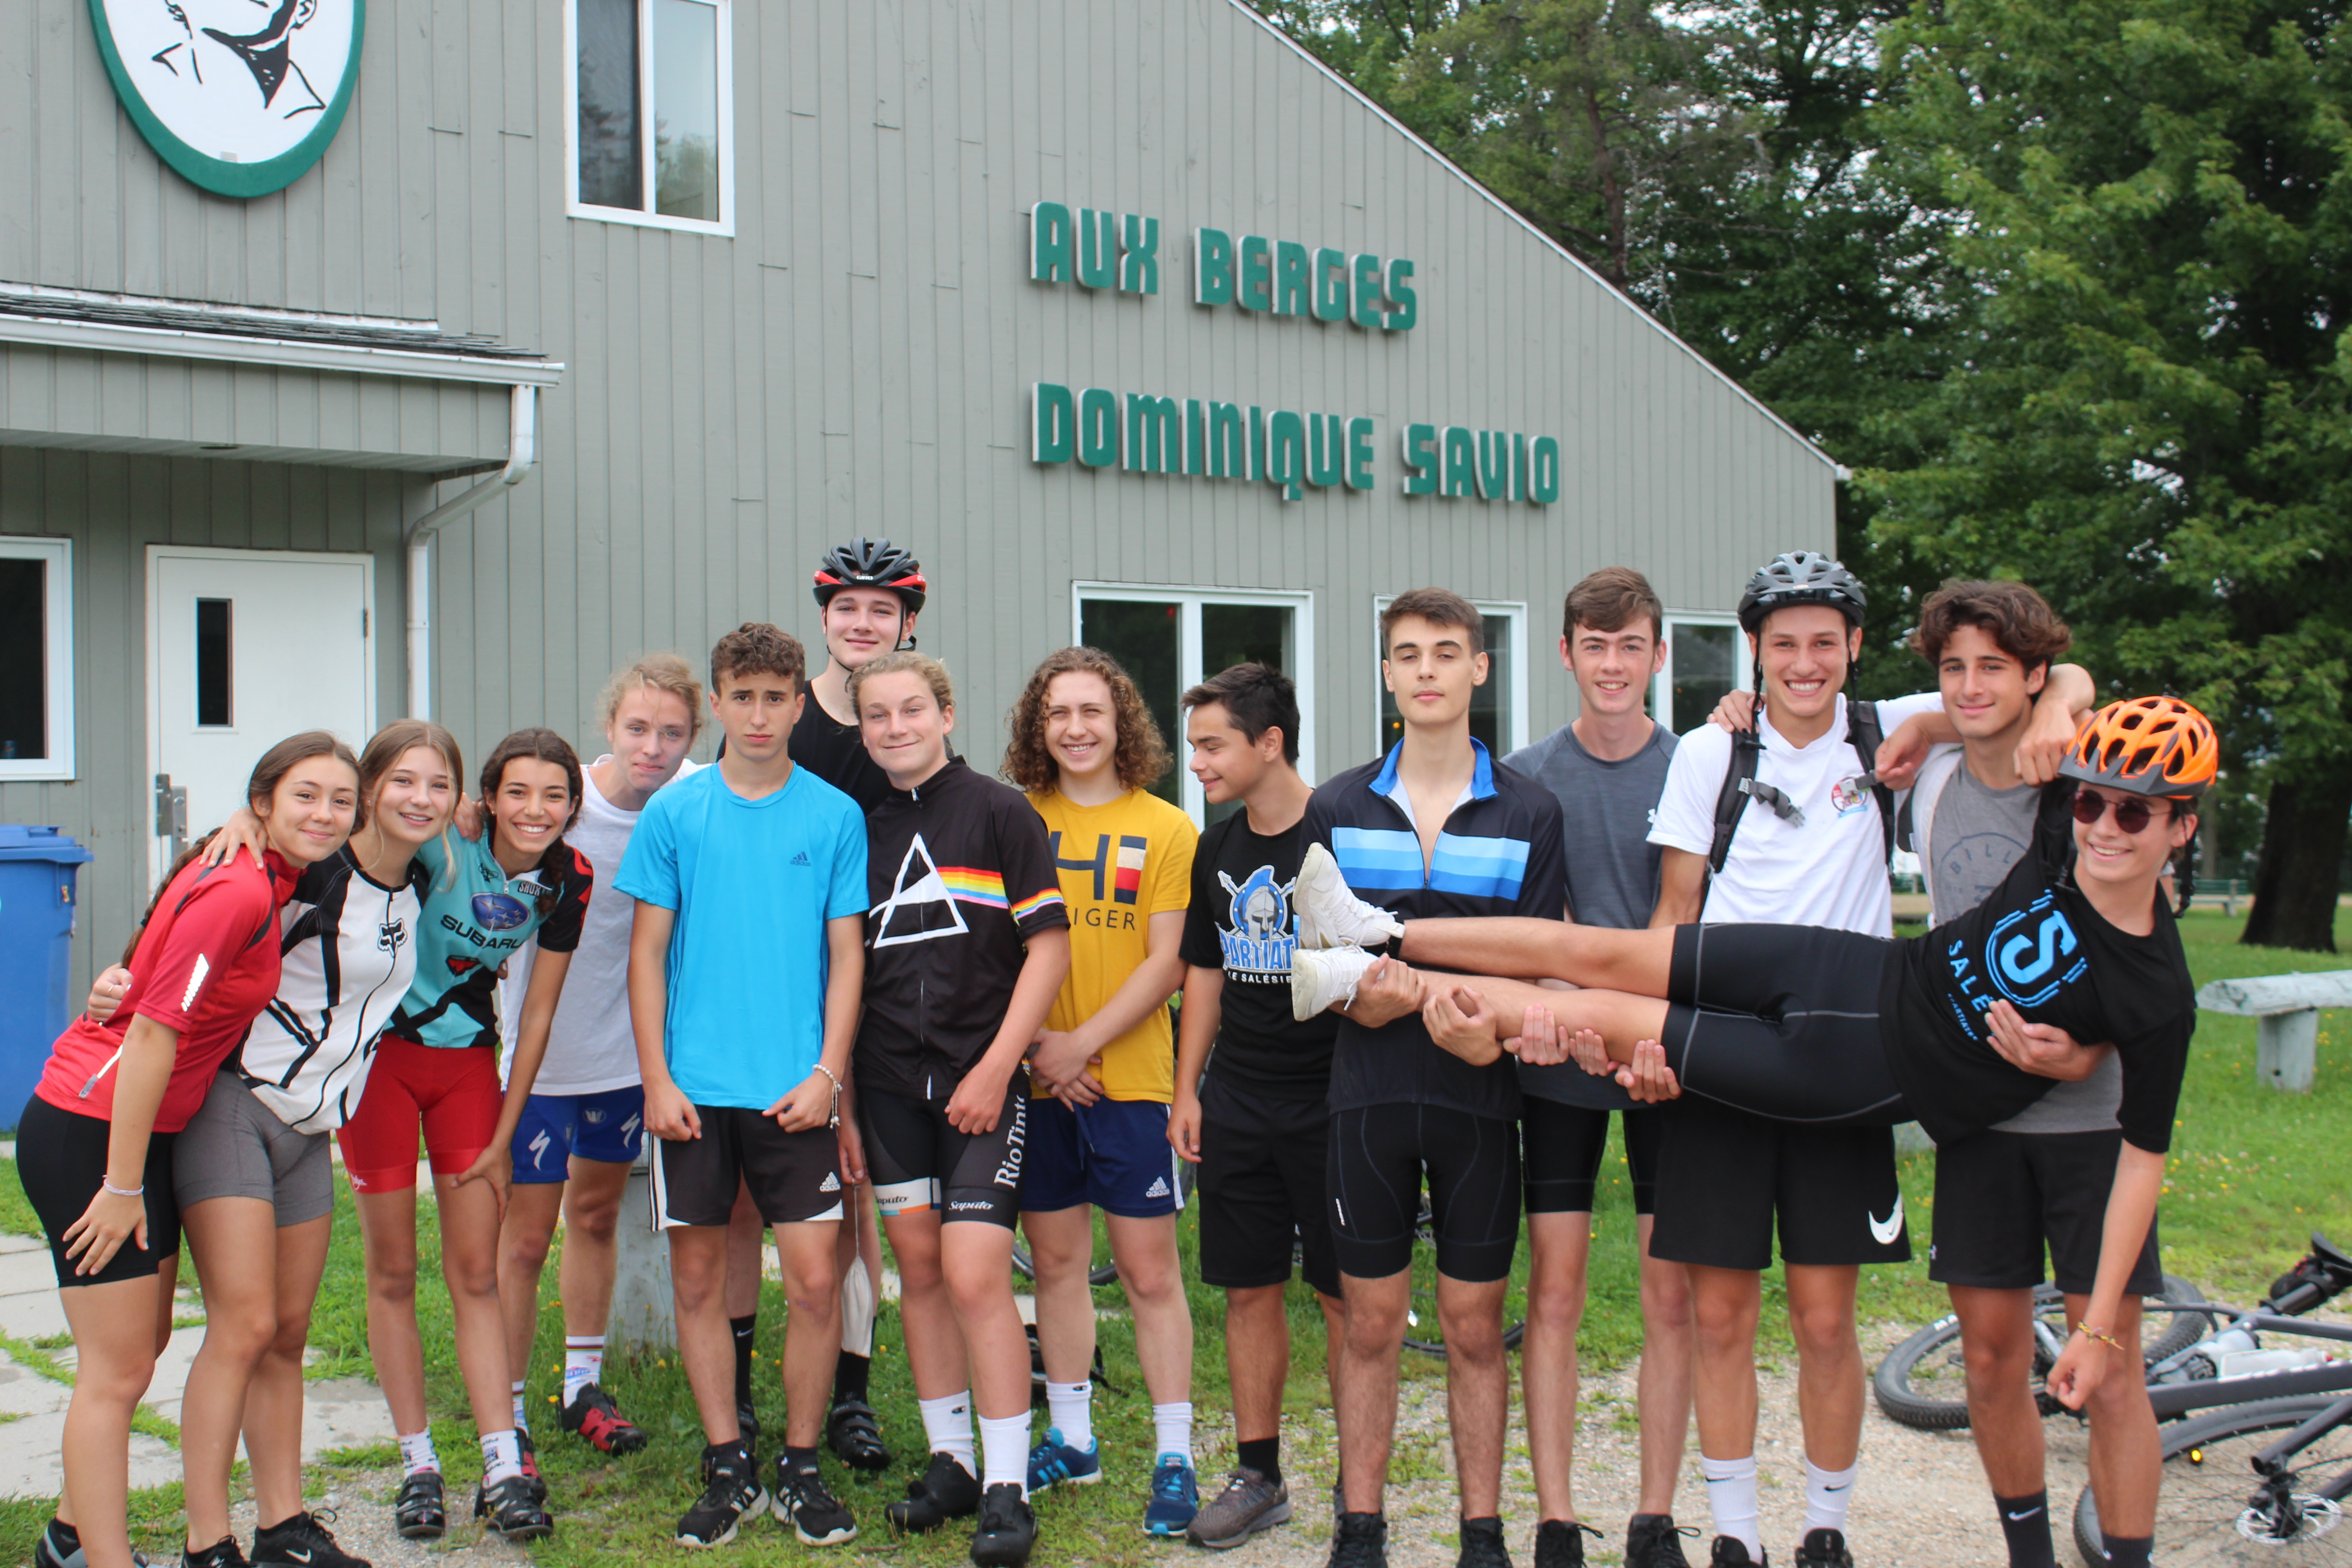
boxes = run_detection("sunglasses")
[2070,791,2173,834]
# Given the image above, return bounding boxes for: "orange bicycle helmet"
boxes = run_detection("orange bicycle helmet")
[2058,696,2217,799]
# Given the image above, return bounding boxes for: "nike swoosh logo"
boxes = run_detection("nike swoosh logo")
[2007,1508,2044,1522]
[285,1553,314,1563]
[1868,1195,1905,1246]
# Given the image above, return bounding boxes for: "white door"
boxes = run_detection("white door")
[149,548,375,885]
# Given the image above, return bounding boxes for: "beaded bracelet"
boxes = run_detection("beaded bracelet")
[102,1178,145,1199]
[812,1063,843,1129]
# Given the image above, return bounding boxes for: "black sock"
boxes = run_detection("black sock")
[2101,1535,2152,1568]
[1236,1436,1280,1484]
[782,1444,821,1477]
[1995,1493,2058,1568]
[730,1314,757,1409]
[832,1349,871,1406]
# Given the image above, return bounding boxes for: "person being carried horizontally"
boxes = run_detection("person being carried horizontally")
[1291,695,2211,1455]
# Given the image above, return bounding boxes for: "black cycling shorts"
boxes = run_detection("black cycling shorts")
[858,1070,1027,1230]
[17,1095,182,1288]
[1663,923,1908,1126]
[1326,1102,1520,1284]
[1196,1073,1340,1298]
[1648,1093,1911,1270]
[1930,1127,2163,1296]
[1522,1096,1663,1216]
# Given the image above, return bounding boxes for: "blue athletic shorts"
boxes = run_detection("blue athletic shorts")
[1021,1096,1184,1219]
[510,1085,647,1184]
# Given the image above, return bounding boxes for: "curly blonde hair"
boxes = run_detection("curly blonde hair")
[1002,647,1171,794]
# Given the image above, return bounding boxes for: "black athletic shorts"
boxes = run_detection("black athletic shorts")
[1649,1093,1911,1271]
[1663,923,1908,1126]
[17,1095,181,1288]
[858,1070,1027,1230]
[650,1106,843,1229]
[1326,1102,1520,1284]
[1197,1073,1340,1298]
[1930,1127,2163,1296]
[1522,1097,1664,1216]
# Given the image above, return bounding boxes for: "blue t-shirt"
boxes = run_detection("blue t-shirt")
[615,763,867,1110]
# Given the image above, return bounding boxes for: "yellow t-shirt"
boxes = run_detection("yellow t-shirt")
[1027,787,1199,1102]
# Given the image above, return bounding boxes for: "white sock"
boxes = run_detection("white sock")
[397,1428,439,1477]
[1046,1380,1093,1450]
[480,1428,522,1487]
[564,1337,604,1406]
[979,1413,1030,1497]
[917,1390,976,1477]
[1702,1453,1762,1559]
[510,1379,530,1433]
[1804,1458,1859,1534]
[1151,1401,1194,1462]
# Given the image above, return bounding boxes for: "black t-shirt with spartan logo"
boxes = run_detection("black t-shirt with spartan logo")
[1178,811,1339,1102]
[853,757,1071,1099]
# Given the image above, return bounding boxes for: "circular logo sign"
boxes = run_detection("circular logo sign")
[470,892,534,933]
[88,0,365,199]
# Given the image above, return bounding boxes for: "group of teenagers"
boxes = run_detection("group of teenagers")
[14,536,2215,1568]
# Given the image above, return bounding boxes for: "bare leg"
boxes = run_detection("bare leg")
[1411,968,1674,1059]
[1225,1285,1291,1446]
[354,1186,430,1436]
[433,1171,525,1441]
[2069,1293,2157,1537]
[1786,1263,1864,1472]
[1688,1265,1763,1462]
[1020,1205,1098,1386]
[178,1197,280,1548]
[1439,1273,1512,1518]
[1953,1286,2047,1496]
[59,1276,166,1568]
[669,1225,739,1443]
[1106,1211,1191,1407]
[1401,916,1677,994]
[941,1223,1031,1421]
[247,1215,332,1528]
[1336,1269,1408,1514]
[1525,1211,1591,1524]
[1634,1216,1696,1517]
[769,1221,844,1447]
[498,1181,567,1384]
[557,1157,631,1340]
[882,1208,968,1401]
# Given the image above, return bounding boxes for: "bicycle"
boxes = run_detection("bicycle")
[1402,1198,1529,1358]
[1009,1156,1197,1287]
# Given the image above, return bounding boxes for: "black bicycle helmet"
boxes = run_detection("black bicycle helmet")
[812,536,927,615]
[1736,550,1867,633]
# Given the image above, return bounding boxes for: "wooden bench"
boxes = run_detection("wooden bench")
[2195,970,2352,1092]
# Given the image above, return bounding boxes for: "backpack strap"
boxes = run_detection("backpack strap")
[1846,700,1898,867]
[1707,725,1764,875]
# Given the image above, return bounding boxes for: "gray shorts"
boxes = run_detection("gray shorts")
[173,1071,335,1226]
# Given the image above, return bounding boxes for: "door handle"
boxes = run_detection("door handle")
[154,772,188,862]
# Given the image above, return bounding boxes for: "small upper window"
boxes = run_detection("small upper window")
[569,0,732,234]
[0,536,75,781]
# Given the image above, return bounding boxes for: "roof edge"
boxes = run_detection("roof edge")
[1226,0,1839,473]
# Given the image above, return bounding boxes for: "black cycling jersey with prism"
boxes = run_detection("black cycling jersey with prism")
[1887,796,2193,1153]
[854,758,1069,1099]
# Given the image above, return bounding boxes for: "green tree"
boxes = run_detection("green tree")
[1864,0,2352,950]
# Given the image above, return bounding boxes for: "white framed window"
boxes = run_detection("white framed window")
[1073,584,1316,823]
[566,0,734,235]
[1653,612,1752,735]
[1372,596,1528,758]
[0,536,74,781]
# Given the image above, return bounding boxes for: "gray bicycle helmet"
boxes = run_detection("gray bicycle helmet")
[813,536,927,614]
[1736,550,1867,633]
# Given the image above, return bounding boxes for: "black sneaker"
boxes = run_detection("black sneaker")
[1459,1516,1513,1568]
[771,1455,858,1546]
[391,1471,445,1541]
[559,1382,650,1455]
[676,1441,766,1549]
[886,1450,983,1535]
[968,1483,1039,1568]
[1627,1515,1699,1568]
[473,1475,554,1542]
[1536,1519,1606,1568]
[1792,1529,1852,1568]
[1710,1538,1769,1568]
[181,1538,246,1568]
[1329,1511,1390,1568]
[251,1510,370,1568]
[825,1396,892,1471]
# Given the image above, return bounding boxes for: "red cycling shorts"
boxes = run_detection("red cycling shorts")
[337,1037,503,1193]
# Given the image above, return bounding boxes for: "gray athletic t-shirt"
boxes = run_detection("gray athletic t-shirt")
[1928,763,2123,1132]
[1502,720,1677,1110]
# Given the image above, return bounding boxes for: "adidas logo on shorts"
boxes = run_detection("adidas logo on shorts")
[1144,1176,1170,1199]
[819,1172,841,1192]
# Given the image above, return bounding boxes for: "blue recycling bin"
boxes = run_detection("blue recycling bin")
[0,826,95,1131]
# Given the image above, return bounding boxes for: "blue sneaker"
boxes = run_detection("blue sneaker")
[1025,1426,1102,1491]
[1143,1452,1200,1537]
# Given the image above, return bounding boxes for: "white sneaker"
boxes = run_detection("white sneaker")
[1293,843,1405,951]
[1291,946,1379,1021]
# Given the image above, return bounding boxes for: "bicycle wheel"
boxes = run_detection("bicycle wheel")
[1011,1161,1196,1287]
[1400,1203,1529,1358]
[2073,1396,2352,1567]
[1873,1274,2207,1432]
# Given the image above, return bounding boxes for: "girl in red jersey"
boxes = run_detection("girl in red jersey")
[17,733,359,1568]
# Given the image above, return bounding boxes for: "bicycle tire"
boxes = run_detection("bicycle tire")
[1873,1274,2207,1432]
[1009,1160,1197,1288]
[2072,1396,2352,1567]
[1403,1320,1527,1358]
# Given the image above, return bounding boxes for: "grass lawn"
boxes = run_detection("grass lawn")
[2,906,2344,1564]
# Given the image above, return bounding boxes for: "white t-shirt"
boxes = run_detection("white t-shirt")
[501,755,702,1096]
[1647,691,1944,937]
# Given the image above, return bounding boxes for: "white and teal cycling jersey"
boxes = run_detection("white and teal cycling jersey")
[385,832,592,1052]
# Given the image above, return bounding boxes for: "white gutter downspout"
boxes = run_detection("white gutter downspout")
[405,384,539,720]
